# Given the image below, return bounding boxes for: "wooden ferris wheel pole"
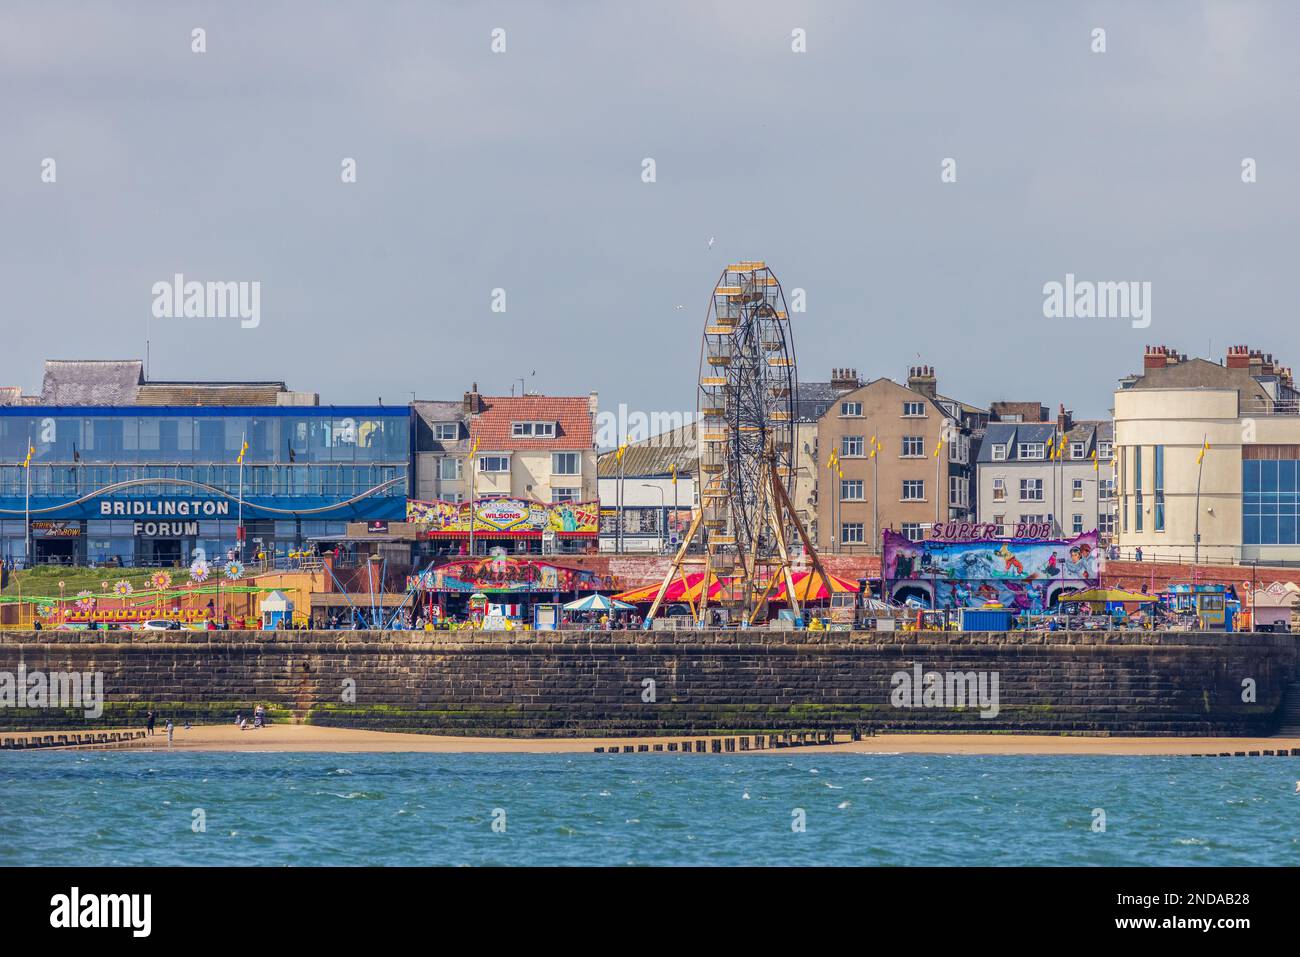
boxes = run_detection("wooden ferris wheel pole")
[771,460,833,603]
[644,506,704,623]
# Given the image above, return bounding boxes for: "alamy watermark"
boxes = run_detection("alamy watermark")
[0,664,103,719]
[890,662,1000,719]
[1042,273,1150,329]
[595,403,696,448]
[151,273,261,329]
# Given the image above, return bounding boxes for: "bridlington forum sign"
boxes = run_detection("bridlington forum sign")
[98,498,231,537]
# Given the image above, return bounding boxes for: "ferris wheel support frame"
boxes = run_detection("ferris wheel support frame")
[644,445,831,626]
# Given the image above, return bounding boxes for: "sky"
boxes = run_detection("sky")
[2,1,1298,421]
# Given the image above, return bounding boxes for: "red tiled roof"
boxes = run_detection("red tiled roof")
[469,396,592,450]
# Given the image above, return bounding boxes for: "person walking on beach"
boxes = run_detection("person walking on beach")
[145,710,156,736]
[166,719,174,747]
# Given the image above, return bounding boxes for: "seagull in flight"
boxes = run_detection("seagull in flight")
[707,237,716,249]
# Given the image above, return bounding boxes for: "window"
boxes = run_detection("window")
[1098,441,1113,459]
[1072,479,1084,501]
[841,435,864,457]
[949,475,967,507]
[433,423,459,441]
[1099,512,1116,535]
[437,457,462,481]
[511,421,556,438]
[478,455,510,473]
[993,514,1006,535]
[1153,445,1164,532]
[902,436,924,457]
[992,478,1006,502]
[1020,513,1044,525]
[840,401,862,417]
[991,444,1007,461]
[1018,442,1045,460]
[902,401,925,417]
[841,523,865,544]
[841,479,864,500]
[1072,514,1084,534]
[901,523,924,541]
[1070,442,1085,459]
[552,452,580,476]
[1134,446,1143,532]
[902,480,925,501]
[1099,478,1113,500]
[1019,478,1043,501]
[1242,459,1300,545]
[551,487,580,503]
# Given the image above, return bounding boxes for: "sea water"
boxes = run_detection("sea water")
[1,752,1296,866]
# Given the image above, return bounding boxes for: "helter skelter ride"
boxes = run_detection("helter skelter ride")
[645,262,833,626]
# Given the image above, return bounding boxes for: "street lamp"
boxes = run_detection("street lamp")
[641,484,665,552]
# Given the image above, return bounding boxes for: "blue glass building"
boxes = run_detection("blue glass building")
[0,405,410,566]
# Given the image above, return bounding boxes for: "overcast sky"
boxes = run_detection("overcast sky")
[3,1,1297,421]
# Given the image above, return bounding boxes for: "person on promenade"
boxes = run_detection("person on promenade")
[145,710,155,736]
[165,719,174,746]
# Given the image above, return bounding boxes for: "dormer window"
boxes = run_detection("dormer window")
[512,421,557,438]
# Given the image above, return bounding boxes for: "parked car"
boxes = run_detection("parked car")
[141,619,180,631]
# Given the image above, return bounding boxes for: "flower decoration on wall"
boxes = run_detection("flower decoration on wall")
[150,571,172,591]
[75,590,95,612]
[189,559,210,584]
[113,580,134,597]
[224,560,245,581]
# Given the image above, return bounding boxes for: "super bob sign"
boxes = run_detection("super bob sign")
[930,521,1054,541]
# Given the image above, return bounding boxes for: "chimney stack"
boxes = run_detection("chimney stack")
[1056,403,1073,434]
[1226,344,1251,369]
[907,364,938,399]
[830,367,861,392]
[463,382,483,414]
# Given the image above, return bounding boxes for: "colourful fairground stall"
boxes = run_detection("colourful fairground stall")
[406,497,599,557]
[405,554,613,629]
[1160,582,1242,630]
[881,526,1100,612]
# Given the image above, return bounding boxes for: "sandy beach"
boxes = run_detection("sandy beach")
[9,723,1299,756]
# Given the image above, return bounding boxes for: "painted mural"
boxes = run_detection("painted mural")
[882,529,1099,611]
[406,498,599,535]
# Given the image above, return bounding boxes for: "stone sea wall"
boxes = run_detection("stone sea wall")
[0,630,1294,737]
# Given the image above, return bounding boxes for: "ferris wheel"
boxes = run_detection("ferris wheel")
[698,262,796,567]
[646,261,829,625]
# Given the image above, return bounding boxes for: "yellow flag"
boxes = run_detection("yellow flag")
[837,468,844,479]
[21,445,34,468]
[826,448,838,470]
[670,463,677,486]
[933,436,944,458]
[237,439,249,465]
[1196,438,1210,465]
[470,436,481,458]
[1090,449,1098,472]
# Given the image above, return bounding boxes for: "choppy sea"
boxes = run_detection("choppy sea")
[2,751,1296,866]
